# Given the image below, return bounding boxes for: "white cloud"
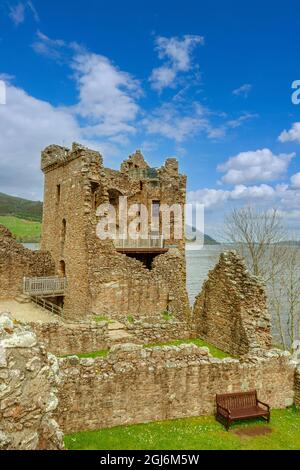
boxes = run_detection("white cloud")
[279,122,300,143]
[150,35,204,91]
[291,172,300,189]
[9,3,25,25]
[232,84,252,98]
[8,1,39,26]
[218,148,294,184]
[72,51,141,138]
[27,1,39,22]
[32,33,142,141]
[188,184,275,209]
[32,31,66,60]
[0,81,122,199]
[142,102,210,143]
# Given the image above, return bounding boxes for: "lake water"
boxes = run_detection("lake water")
[23,243,226,306]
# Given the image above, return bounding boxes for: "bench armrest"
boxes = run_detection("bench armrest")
[257,400,270,411]
[217,404,231,417]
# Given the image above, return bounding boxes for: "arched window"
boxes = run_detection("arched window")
[59,260,66,276]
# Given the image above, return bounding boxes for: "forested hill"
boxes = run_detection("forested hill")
[0,192,43,222]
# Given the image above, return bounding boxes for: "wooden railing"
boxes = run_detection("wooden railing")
[114,236,164,249]
[23,276,67,297]
[31,296,63,316]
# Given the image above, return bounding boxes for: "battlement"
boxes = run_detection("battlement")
[41,142,103,173]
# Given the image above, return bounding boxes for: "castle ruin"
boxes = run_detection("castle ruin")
[40,143,189,321]
[0,143,299,450]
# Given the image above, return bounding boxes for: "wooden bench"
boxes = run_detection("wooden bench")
[216,390,270,430]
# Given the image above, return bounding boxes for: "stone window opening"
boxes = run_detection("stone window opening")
[91,181,100,210]
[61,219,66,255]
[56,184,61,204]
[59,260,66,277]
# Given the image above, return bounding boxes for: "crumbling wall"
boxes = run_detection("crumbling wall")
[40,143,189,321]
[0,225,55,299]
[126,321,195,345]
[55,344,294,433]
[295,368,300,409]
[27,321,109,356]
[193,251,272,357]
[0,313,64,450]
[89,240,190,322]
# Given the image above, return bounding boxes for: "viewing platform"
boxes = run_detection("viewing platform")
[114,236,168,254]
[23,276,67,297]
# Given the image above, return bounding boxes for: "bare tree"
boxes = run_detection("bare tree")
[224,207,287,281]
[224,206,300,349]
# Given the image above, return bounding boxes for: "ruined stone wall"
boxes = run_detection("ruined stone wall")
[89,244,190,322]
[295,368,300,409]
[193,251,272,357]
[55,344,294,433]
[40,143,190,322]
[27,321,109,356]
[126,321,195,345]
[41,143,104,319]
[0,314,64,450]
[0,225,55,299]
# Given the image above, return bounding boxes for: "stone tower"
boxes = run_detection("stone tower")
[41,143,190,321]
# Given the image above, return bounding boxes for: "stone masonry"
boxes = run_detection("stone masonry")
[27,320,109,357]
[40,143,190,321]
[0,313,64,450]
[0,225,55,299]
[55,343,294,433]
[193,251,272,357]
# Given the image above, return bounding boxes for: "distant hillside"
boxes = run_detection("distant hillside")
[186,226,219,245]
[0,192,43,222]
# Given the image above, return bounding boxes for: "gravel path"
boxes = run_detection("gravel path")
[0,299,61,323]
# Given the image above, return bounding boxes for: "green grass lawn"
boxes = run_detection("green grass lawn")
[0,215,41,242]
[62,338,228,361]
[144,338,229,359]
[64,407,300,450]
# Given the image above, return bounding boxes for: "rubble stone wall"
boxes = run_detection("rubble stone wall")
[126,321,195,344]
[55,344,294,433]
[0,225,55,299]
[27,321,109,356]
[40,143,190,321]
[0,314,64,450]
[193,251,272,357]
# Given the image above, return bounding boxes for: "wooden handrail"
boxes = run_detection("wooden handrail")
[23,276,67,296]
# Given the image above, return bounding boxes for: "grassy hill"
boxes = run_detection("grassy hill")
[0,215,41,243]
[0,192,43,222]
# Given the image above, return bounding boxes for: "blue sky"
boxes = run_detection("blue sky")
[0,0,300,236]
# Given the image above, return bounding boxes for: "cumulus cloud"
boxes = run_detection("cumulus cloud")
[291,172,300,189]
[72,51,141,138]
[218,148,294,184]
[279,122,300,143]
[0,76,131,199]
[150,35,204,91]
[188,184,275,209]
[32,32,142,141]
[232,84,252,98]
